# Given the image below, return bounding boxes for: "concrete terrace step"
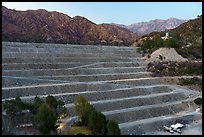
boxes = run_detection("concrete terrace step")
[2,62,142,70]
[2,57,144,63]
[64,90,188,117]
[2,77,164,93]
[2,82,130,99]
[3,84,176,103]
[2,52,142,58]
[2,62,91,70]
[35,72,152,82]
[2,49,140,57]
[2,76,72,87]
[2,77,172,99]
[2,67,146,76]
[2,72,151,87]
[2,42,139,51]
[2,46,140,55]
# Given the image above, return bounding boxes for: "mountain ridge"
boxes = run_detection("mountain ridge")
[113,18,187,35]
[2,6,140,46]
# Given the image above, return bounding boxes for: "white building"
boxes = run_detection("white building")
[161,32,171,40]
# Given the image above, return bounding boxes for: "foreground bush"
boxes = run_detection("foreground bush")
[106,119,120,135]
[3,95,67,135]
[194,97,202,105]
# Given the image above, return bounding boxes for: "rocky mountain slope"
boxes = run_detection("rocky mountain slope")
[2,6,140,46]
[114,18,187,35]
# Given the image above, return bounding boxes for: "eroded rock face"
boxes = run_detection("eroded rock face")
[148,48,188,62]
[2,6,140,45]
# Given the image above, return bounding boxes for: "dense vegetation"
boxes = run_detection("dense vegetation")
[178,77,202,89]
[69,96,120,135]
[137,15,202,60]
[3,96,67,135]
[137,36,179,56]
[147,61,202,77]
[3,95,120,135]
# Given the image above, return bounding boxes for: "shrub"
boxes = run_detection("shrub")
[194,97,202,105]
[178,77,202,88]
[147,61,202,77]
[106,119,120,135]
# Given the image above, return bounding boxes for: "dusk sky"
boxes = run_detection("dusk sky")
[2,2,202,25]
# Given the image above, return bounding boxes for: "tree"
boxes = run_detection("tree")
[74,96,94,120]
[106,119,120,135]
[140,38,151,52]
[152,36,163,49]
[31,96,45,114]
[3,97,24,125]
[164,38,179,48]
[45,95,68,118]
[81,108,96,126]
[46,95,58,110]
[56,100,68,118]
[31,103,58,135]
[87,111,107,135]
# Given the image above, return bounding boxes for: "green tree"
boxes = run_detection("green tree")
[46,95,68,118]
[74,96,94,120]
[31,96,44,114]
[164,38,179,48]
[31,103,58,135]
[106,119,120,135]
[152,36,163,49]
[56,100,68,118]
[87,111,107,135]
[81,108,96,126]
[3,97,25,125]
[46,95,58,110]
[3,97,23,115]
[141,38,151,52]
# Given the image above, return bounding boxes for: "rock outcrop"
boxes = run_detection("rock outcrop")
[148,48,188,62]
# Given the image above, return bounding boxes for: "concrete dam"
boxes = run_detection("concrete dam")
[2,42,201,135]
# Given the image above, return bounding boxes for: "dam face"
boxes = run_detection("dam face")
[2,42,201,135]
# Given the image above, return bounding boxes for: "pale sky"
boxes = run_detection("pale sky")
[2,2,202,25]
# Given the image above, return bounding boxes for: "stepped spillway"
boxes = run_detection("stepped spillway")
[2,42,201,135]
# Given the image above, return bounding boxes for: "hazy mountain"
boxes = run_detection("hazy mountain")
[114,18,187,35]
[2,6,140,46]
